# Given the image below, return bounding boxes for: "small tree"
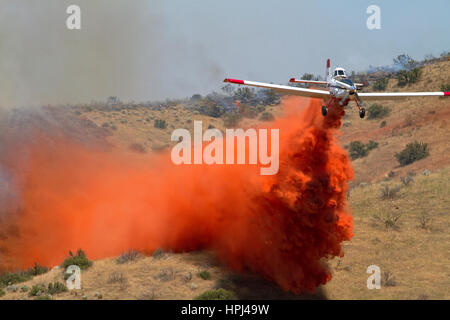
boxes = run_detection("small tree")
[395,142,429,166]
[373,78,388,91]
[397,68,422,86]
[441,84,450,92]
[367,104,390,119]
[262,89,280,105]
[234,87,255,104]
[61,249,93,270]
[393,54,416,70]
[348,140,379,160]
[154,119,167,129]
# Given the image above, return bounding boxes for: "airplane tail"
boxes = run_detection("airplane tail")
[326,58,331,81]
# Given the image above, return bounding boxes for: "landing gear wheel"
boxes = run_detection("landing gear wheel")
[359,108,366,119]
[322,105,328,116]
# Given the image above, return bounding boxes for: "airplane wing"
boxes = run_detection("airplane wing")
[224,78,331,100]
[289,78,328,85]
[357,91,449,101]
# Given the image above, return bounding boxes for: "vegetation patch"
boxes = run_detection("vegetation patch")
[152,248,166,259]
[195,288,236,300]
[347,140,379,160]
[397,68,422,86]
[440,83,450,92]
[373,78,388,91]
[47,282,68,295]
[197,270,211,280]
[395,141,429,166]
[29,284,46,297]
[0,262,49,289]
[0,272,31,288]
[154,119,167,129]
[61,249,93,270]
[198,104,225,118]
[372,212,402,230]
[116,249,141,264]
[367,104,390,119]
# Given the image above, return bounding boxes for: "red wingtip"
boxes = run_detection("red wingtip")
[327,59,331,68]
[444,92,450,96]
[224,78,244,85]
[289,78,296,82]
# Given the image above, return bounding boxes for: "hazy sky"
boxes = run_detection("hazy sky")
[0,0,449,107]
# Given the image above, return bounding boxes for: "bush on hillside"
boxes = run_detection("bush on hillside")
[397,68,422,86]
[395,141,429,166]
[195,288,236,300]
[373,78,389,91]
[441,83,450,92]
[61,249,93,270]
[367,104,390,119]
[154,119,167,129]
[348,140,379,160]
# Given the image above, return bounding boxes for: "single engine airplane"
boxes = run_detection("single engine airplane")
[224,59,449,118]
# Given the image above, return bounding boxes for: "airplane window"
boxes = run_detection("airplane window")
[338,70,344,75]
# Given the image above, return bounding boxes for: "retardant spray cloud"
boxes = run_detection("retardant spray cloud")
[0,97,353,293]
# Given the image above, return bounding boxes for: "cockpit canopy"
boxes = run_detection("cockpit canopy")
[333,67,347,78]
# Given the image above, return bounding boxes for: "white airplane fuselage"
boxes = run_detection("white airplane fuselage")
[328,77,357,106]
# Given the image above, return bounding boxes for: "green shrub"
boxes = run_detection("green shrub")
[154,119,167,129]
[0,263,49,288]
[61,249,93,270]
[199,104,225,118]
[259,112,275,122]
[395,142,429,166]
[0,288,5,297]
[373,78,388,91]
[27,263,49,276]
[348,140,379,160]
[29,284,46,297]
[197,271,211,280]
[234,87,255,104]
[441,84,450,92]
[380,120,386,128]
[0,271,32,287]
[47,282,68,295]
[195,288,236,300]
[397,68,422,86]
[367,104,390,119]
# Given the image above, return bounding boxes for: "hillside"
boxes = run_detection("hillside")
[1,59,449,300]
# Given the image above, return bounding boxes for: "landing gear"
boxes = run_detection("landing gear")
[359,108,366,119]
[355,95,366,119]
[322,97,336,117]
